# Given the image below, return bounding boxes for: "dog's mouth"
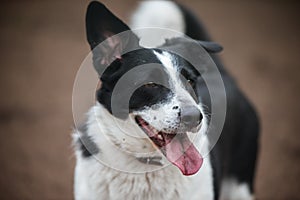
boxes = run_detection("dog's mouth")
[135,116,203,176]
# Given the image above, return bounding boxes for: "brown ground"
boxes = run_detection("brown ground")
[0,0,300,199]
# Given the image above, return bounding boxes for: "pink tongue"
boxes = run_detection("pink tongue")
[163,133,203,176]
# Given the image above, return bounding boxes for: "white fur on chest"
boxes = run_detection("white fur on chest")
[74,105,214,200]
[74,153,214,200]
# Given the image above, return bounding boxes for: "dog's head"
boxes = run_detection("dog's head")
[85,2,222,175]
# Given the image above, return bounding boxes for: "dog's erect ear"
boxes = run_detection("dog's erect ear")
[86,1,139,72]
[86,1,132,49]
[198,41,223,53]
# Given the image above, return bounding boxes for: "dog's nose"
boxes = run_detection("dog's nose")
[181,106,202,129]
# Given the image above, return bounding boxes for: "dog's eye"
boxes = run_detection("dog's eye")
[187,79,195,87]
[144,82,158,88]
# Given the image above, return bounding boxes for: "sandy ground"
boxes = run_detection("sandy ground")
[0,0,300,199]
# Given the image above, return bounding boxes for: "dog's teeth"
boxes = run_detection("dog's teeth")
[157,134,163,140]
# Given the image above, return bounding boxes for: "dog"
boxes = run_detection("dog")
[73,1,259,200]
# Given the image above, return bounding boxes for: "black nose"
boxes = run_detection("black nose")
[181,106,203,129]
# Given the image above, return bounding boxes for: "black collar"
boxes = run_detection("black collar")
[136,156,163,166]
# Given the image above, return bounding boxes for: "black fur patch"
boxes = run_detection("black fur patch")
[77,125,100,158]
[96,49,173,118]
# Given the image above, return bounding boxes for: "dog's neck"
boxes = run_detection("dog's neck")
[85,103,169,171]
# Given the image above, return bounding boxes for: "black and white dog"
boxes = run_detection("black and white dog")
[73,1,259,200]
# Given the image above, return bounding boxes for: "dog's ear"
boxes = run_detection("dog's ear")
[86,1,139,73]
[198,41,223,53]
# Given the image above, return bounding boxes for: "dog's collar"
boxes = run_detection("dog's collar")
[136,156,163,166]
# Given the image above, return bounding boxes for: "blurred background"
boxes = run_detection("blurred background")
[0,0,300,199]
